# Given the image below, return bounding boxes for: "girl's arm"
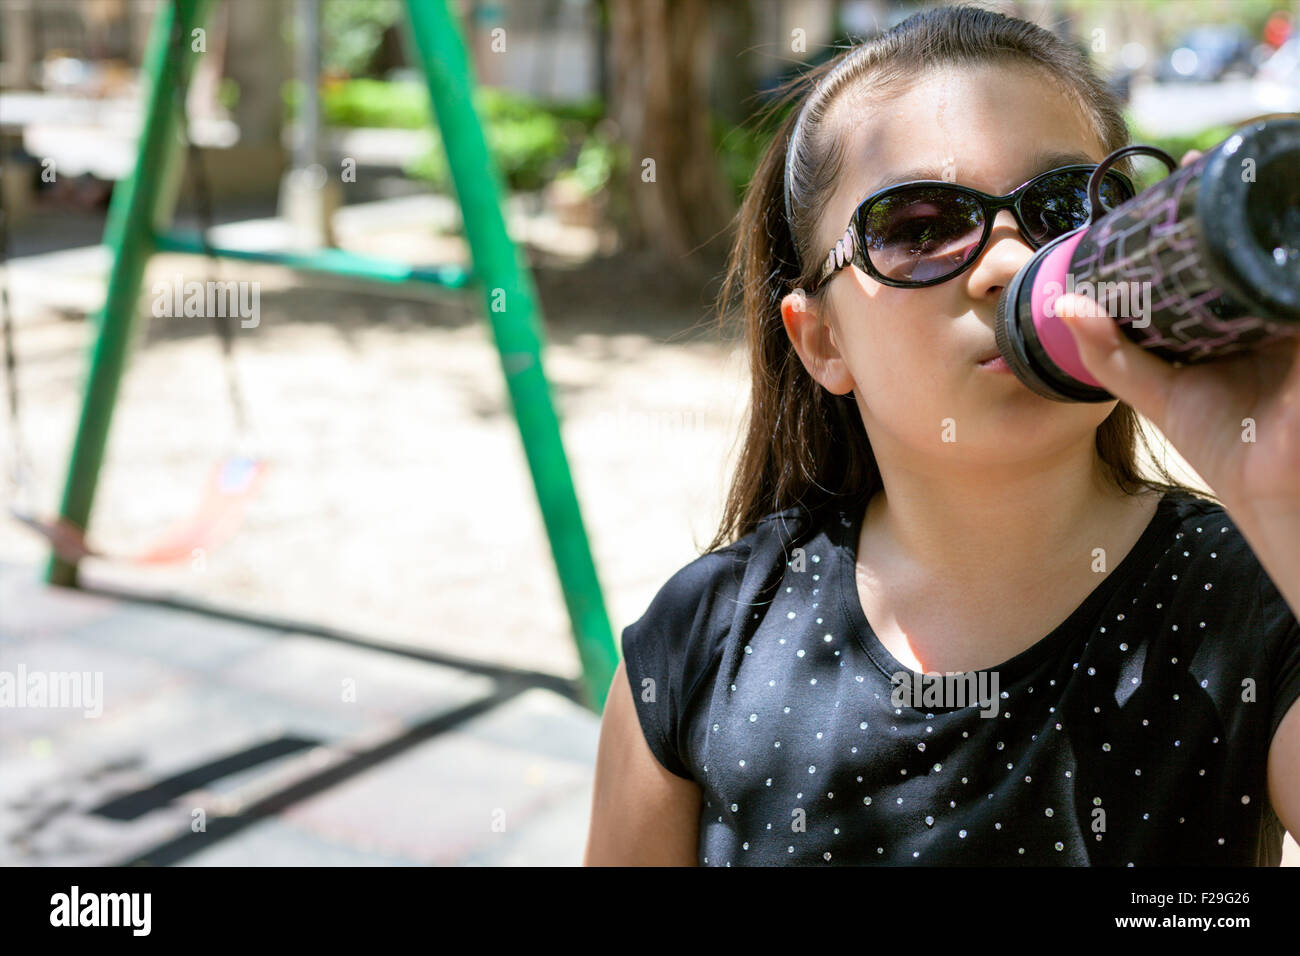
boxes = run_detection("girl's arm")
[583,660,702,865]
[1056,237,1300,842]
[1268,700,1300,842]
[1227,504,1300,845]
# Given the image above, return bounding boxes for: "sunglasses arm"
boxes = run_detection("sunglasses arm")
[809,225,856,294]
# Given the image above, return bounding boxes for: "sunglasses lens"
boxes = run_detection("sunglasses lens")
[862,187,985,283]
[1019,169,1134,244]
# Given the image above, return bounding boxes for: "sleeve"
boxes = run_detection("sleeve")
[1192,502,1300,746]
[620,543,751,781]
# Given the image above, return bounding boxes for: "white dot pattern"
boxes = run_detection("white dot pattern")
[622,491,1299,865]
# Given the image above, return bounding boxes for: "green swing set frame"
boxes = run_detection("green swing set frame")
[43,0,619,711]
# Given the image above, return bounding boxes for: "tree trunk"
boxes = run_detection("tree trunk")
[608,0,737,285]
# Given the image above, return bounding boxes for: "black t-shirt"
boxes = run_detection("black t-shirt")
[621,489,1300,865]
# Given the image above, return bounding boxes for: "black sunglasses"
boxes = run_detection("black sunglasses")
[807,164,1136,292]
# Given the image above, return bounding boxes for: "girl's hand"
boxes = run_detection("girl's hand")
[1055,291,1300,514]
[1055,148,1300,523]
[1056,143,1300,623]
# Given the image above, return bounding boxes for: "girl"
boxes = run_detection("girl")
[584,4,1300,865]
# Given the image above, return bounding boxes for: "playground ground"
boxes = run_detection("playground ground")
[0,191,749,865]
[1,192,1295,866]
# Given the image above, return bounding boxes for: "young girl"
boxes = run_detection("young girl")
[584,4,1300,865]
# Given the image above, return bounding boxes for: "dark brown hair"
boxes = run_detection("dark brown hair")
[705,3,1216,554]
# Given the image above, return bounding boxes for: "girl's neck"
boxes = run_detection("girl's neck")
[859,445,1160,588]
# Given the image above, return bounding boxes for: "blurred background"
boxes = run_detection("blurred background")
[1,0,1296,866]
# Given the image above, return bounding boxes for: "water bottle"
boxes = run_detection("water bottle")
[994,116,1300,402]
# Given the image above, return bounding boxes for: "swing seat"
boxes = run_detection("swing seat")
[134,454,268,564]
[9,511,100,563]
[8,455,268,566]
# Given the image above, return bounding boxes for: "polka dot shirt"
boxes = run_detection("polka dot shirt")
[621,490,1300,865]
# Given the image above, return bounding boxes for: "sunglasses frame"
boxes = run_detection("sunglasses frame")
[807,163,1137,293]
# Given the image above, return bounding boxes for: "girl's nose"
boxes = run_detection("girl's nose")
[990,208,1034,247]
[967,210,1035,299]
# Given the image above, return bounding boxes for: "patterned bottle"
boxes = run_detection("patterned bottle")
[995,117,1300,402]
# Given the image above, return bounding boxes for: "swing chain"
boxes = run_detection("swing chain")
[166,2,252,442]
[0,1,265,565]
[0,196,38,513]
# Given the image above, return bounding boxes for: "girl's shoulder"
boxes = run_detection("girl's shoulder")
[618,504,827,778]
[1156,487,1266,569]
[637,501,826,602]
[622,508,802,649]
[1161,486,1230,521]
[1110,487,1288,622]
[620,500,844,673]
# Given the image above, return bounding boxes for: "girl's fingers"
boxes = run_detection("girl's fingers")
[1055,293,1177,427]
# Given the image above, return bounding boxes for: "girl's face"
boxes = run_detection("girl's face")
[783,63,1120,474]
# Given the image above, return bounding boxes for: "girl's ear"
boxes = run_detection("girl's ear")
[780,289,855,395]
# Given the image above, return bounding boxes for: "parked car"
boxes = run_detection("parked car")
[1156,26,1256,82]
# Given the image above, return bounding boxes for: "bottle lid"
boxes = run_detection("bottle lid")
[1199,117,1300,322]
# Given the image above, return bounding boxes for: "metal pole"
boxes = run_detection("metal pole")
[153,230,474,287]
[282,0,334,248]
[402,0,618,712]
[46,0,213,587]
[294,0,321,174]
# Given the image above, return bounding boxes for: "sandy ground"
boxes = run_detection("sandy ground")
[0,206,750,683]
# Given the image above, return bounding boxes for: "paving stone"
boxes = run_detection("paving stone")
[1,566,602,866]
[178,817,426,867]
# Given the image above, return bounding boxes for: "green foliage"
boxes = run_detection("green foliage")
[309,74,789,200]
[308,73,879,207]
[556,131,626,197]
[1062,0,1280,36]
[321,78,431,128]
[321,0,404,77]
[541,99,605,128]
[216,77,240,112]
[308,78,612,193]
[709,95,797,205]
[713,111,785,206]
[1133,124,1240,159]
[1127,119,1240,187]
[402,88,593,193]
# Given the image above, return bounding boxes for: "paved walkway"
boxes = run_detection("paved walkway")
[0,561,601,866]
[5,562,1297,866]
